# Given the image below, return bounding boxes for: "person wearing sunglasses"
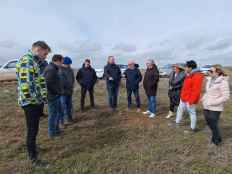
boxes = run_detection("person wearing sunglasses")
[201,65,230,146]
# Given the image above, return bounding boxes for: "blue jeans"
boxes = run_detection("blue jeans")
[48,96,61,136]
[107,85,119,109]
[147,96,156,114]
[60,95,73,121]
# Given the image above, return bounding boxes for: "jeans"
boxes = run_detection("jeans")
[107,85,119,109]
[176,100,197,130]
[60,95,73,121]
[81,87,95,110]
[127,88,141,108]
[48,96,61,137]
[147,96,156,114]
[204,109,222,145]
[22,104,43,160]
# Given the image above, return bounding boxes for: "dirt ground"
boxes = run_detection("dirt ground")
[0,78,232,174]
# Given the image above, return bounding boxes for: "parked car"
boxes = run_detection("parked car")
[200,65,212,75]
[95,68,104,79]
[159,64,172,78]
[0,59,18,81]
[118,64,128,77]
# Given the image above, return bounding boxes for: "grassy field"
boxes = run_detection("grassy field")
[0,76,232,174]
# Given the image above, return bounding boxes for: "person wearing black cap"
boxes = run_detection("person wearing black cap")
[76,59,97,111]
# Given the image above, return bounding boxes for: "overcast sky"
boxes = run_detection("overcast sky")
[0,0,232,67]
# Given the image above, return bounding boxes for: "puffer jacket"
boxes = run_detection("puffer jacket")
[202,76,230,111]
[180,69,204,104]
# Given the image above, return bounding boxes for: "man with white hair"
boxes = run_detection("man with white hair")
[124,60,142,112]
[143,59,159,118]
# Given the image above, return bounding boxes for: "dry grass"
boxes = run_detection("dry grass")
[0,75,232,174]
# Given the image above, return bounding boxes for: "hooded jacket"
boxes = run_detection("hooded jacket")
[76,64,97,89]
[143,65,159,96]
[202,76,230,111]
[180,69,204,104]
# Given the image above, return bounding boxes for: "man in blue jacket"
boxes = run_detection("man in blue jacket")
[76,59,97,111]
[124,60,142,112]
[104,56,121,112]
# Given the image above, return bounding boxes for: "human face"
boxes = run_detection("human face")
[208,67,218,78]
[146,62,153,69]
[85,61,90,68]
[185,66,192,73]
[32,47,49,60]
[128,62,135,69]
[108,57,115,64]
[173,66,180,73]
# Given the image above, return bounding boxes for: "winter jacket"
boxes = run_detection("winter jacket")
[16,51,48,107]
[38,60,48,75]
[124,68,142,90]
[168,71,186,105]
[76,65,97,89]
[104,63,122,86]
[143,65,159,96]
[44,62,62,100]
[59,67,75,96]
[180,69,204,105]
[202,76,230,111]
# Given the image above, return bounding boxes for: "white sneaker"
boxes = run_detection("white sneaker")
[149,113,156,118]
[143,110,151,115]
[166,111,174,118]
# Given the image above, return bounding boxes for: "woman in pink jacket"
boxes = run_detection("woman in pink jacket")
[202,65,230,146]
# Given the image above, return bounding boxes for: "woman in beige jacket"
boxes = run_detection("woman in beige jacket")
[202,65,230,146]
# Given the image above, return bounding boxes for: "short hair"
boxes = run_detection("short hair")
[186,60,197,69]
[85,59,91,63]
[52,54,63,62]
[32,41,51,52]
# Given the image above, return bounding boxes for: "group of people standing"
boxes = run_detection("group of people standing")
[166,61,230,146]
[16,41,230,164]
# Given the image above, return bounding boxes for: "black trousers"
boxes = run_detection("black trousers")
[22,104,43,160]
[81,87,95,110]
[127,88,141,108]
[203,109,222,145]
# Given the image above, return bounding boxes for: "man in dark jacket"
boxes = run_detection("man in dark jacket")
[124,60,142,111]
[76,59,97,111]
[143,59,159,118]
[60,57,75,125]
[104,56,122,112]
[166,64,185,118]
[44,54,63,138]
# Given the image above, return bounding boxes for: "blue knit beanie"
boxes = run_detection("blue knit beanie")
[63,56,72,65]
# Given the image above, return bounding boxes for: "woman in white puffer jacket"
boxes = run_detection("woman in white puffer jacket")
[202,65,230,146]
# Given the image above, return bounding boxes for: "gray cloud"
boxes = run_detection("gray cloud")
[112,43,137,53]
[205,38,232,51]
